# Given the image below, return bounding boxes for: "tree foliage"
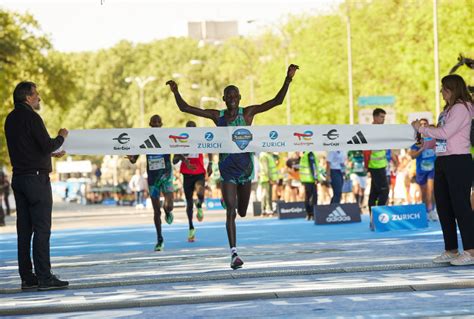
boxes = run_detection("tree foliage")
[1,0,473,166]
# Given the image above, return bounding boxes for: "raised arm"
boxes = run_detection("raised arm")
[245,64,299,118]
[449,54,474,74]
[166,80,220,124]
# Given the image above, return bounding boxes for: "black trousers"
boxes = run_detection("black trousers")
[330,169,343,204]
[434,155,474,251]
[368,167,389,212]
[303,182,318,215]
[11,174,53,281]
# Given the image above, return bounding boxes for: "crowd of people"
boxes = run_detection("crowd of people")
[3,68,473,291]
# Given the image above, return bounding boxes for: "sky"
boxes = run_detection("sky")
[0,0,342,52]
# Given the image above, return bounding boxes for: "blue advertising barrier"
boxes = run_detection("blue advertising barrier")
[277,201,307,219]
[372,204,428,232]
[314,203,361,225]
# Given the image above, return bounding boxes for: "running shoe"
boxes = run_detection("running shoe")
[188,228,196,242]
[450,251,474,266]
[197,205,204,222]
[154,241,164,251]
[165,212,174,225]
[230,253,244,270]
[433,251,459,264]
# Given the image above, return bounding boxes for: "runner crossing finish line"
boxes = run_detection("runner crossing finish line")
[62,124,415,155]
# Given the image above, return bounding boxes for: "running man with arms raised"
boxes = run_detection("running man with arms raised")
[167,64,299,269]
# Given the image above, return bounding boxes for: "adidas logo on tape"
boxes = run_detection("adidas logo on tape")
[347,131,368,144]
[326,206,351,222]
[140,135,161,149]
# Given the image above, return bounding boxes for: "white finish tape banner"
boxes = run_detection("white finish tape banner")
[62,125,416,155]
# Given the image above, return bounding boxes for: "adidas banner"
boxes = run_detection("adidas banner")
[62,124,415,155]
[314,203,361,225]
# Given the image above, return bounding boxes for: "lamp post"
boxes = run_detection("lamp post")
[125,76,156,127]
[272,25,295,125]
[345,0,354,125]
[433,0,441,117]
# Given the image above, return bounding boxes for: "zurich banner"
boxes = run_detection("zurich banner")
[372,204,428,232]
[313,203,361,225]
[62,124,415,155]
[204,198,224,210]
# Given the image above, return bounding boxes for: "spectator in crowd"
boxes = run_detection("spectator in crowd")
[409,118,438,221]
[0,172,6,226]
[94,166,102,185]
[412,74,474,265]
[386,150,398,205]
[348,150,367,208]
[258,152,278,216]
[326,150,346,204]
[129,169,147,208]
[207,154,221,198]
[1,172,11,216]
[172,168,184,201]
[285,152,302,202]
[397,150,413,205]
[364,108,398,230]
[272,153,284,201]
[300,151,319,220]
[317,155,331,205]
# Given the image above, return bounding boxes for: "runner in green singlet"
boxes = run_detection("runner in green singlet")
[166,64,299,269]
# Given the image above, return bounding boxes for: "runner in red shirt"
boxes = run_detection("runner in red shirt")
[173,121,212,242]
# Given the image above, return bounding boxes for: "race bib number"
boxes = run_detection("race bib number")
[435,139,447,153]
[149,157,165,170]
[420,160,434,172]
[187,153,199,158]
[353,161,364,173]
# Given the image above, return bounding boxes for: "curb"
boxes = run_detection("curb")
[0,262,447,295]
[2,280,474,316]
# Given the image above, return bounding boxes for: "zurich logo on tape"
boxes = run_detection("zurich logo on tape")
[232,128,253,150]
[372,204,428,232]
[204,132,214,141]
